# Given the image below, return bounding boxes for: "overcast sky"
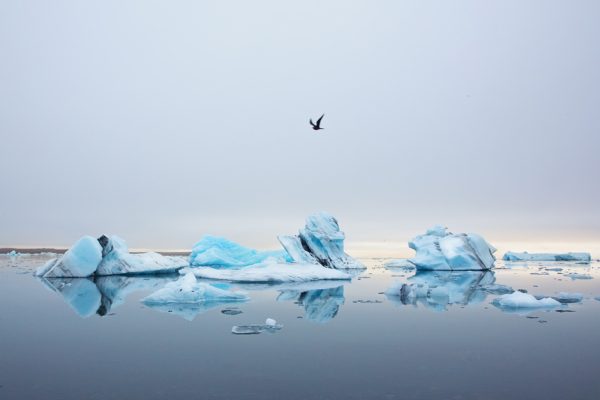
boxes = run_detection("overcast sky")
[1,1,599,254]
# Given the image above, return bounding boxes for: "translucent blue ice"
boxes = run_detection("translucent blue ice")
[189,235,289,268]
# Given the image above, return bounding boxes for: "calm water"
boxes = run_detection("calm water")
[1,255,599,400]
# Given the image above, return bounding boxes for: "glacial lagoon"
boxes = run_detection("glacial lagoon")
[1,254,600,400]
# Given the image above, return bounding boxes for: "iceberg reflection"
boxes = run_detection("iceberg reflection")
[277,283,345,323]
[38,275,178,318]
[385,270,512,311]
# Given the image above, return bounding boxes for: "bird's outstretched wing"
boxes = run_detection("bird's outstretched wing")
[309,119,316,128]
[316,114,324,126]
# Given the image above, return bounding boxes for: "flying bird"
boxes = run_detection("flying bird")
[310,114,325,131]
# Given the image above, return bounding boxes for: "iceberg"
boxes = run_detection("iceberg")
[492,291,561,311]
[278,212,364,269]
[503,251,591,262]
[95,236,187,275]
[36,235,187,278]
[385,270,511,311]
[184,260,351,283]
[36,236,103,278]
[142,272,249,305]
[408,225,496,271]
[189,235,288,268]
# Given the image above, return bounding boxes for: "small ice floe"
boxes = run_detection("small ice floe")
[384,259,416,269]
[221,308,243,315]
[407,225,496,271]
[540,292,583,304]
[7,250,19,257]
[566,273,593,280]
[353,300,382,304]
[503,251,591,262]
[232,318,283,335]
[492,291,561,312]
[141,273,249,305]
[545,267,563,272]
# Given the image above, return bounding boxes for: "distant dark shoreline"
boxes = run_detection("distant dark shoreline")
[0,248,190,256]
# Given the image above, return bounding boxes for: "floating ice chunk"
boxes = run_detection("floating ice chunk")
[566,273,593,280]
[36,236,103,278]
[384,259,416,269]
[280,212,364,269]
[96,236,186,275]
[221,308,243,315]
[185,260,351,283]
[408,226,496,271]
[189,235,288,268]
[492,291,561,311]
[232,318,283,334]
[503,252,591,262]
[141,272,249,305]
[542,292,583,304]
[7,250,19,257]
[385,271,507,311]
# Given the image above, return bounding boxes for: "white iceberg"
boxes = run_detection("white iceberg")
[189,235,288,268]
[141,272,249,305]
[36,235,187,278]
[408,225,496,271]
[278,212,364,269]
[503,251,591,262]
[36,236,103,278]
[95,236,187,275]
[492,291,561,311]
[184,260,351,283]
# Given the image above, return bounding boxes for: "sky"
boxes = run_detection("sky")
[1,1,599,256]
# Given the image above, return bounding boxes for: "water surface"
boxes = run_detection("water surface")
[1,255,599,399]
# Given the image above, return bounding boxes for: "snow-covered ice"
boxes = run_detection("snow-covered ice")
[492,291,561,311]
[407,225,496,271]
[503,251,591,262]
[189,235,288,268]
[279,212,364,269]
[184,260,351,283]
[141,272,249,305]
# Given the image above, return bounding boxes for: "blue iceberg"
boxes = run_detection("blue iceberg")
[36,235,187,278]
[279,212,364,269]
[408,225,496,271]
[189,235,288,268]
